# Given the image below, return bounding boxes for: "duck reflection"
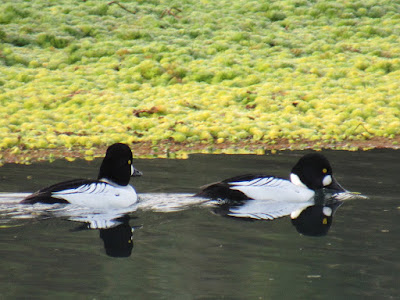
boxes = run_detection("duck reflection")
[54,206,137,257]
[70,214,135,257]
[211,190,347,236]
[290,201,342,236]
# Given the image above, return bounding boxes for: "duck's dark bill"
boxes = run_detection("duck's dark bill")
[326,176,346,192]
[131,167,143,177]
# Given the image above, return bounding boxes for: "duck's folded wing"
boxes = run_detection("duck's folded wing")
[51,181,114,203]
[196,174,281,201]
[20,179,98,204]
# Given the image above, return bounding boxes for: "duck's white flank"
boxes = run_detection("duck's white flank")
[52,180,138,209]
[229,177,315,202]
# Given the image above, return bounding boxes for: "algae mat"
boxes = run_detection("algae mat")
[0,0,399,163]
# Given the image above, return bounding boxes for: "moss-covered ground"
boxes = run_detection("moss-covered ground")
[0,0,399,164]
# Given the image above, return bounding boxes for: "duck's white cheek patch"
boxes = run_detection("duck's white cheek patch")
[322,175,332,186]
[131,165,134,176]
[322,207,333,217]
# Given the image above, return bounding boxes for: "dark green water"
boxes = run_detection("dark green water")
[0,150,399,299]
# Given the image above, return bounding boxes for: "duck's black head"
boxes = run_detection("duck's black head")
[98,143,142,186]
[290,153,345,192]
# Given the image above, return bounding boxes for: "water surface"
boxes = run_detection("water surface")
[0,150,399,299]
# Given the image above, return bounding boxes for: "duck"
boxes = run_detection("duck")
[20,143,142,209]
[197,153,345,201]
[196,153,348,220]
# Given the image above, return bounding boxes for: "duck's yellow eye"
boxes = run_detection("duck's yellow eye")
[322,218,328,225]
[128,160,131,165]
[322,168,327,174]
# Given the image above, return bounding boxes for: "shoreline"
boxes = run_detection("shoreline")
[1,136,398,165]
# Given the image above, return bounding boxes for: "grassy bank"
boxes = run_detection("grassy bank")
[0,0,399,164]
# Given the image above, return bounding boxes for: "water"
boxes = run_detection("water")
[0,150,399,299]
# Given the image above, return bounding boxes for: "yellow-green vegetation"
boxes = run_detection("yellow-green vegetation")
[0,0,399,163]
